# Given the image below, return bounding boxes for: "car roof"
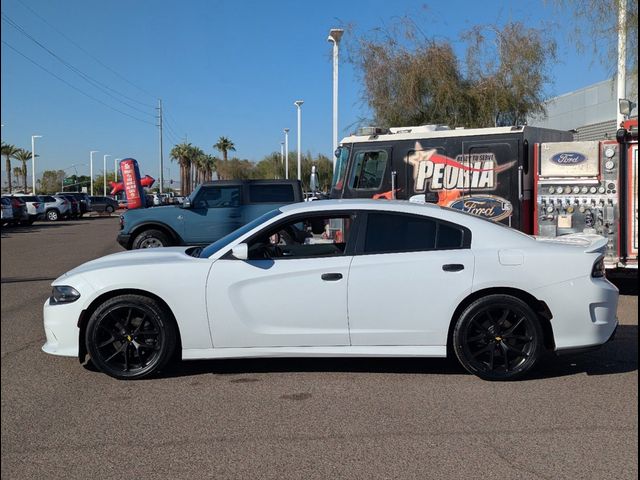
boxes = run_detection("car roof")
[280,199,442,214]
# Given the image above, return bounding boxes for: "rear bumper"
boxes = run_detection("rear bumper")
[534,276,619,352]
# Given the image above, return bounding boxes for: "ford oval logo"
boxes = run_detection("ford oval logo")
[550,152,587,165]
[447,195,513,222]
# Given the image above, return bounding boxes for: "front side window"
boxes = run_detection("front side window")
[194,186,242,208]
[364,212,466,254]
[248,214,354,260]
[349,150,388,190]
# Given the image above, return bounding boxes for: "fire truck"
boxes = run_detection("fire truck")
[533,118,638,270]
[330,125,572,233]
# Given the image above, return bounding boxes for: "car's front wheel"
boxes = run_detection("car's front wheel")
[86,294,177,380]
[453,294,543,381]
[132,229,171,249]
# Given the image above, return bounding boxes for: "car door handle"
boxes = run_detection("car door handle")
[442,264,464,272]
[321,273,343,281]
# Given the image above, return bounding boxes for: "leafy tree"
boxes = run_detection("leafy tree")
[12,167,23,190]
[14,149,34,192]
[550,0,638,80]
[39,170,65,194]
[346,19,557,128]
[213,136,236,163]
[93,172,117,196]
[1,142,21,193]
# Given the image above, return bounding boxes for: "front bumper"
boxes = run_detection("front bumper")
[116,232,132,249]
[42,298,82,357]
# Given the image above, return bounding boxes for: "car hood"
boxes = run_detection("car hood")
[54,247,197,283]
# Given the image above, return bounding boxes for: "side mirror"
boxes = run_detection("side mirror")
[182,197,191,208]
[231,243,248,260]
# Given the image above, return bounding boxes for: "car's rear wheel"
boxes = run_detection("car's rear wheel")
[86,294,177,380]
[105,205,115,214]
[46,209,60,221]
[453,295,543,381]
[132,229,171,249]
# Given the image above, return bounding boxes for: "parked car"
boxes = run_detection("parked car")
[2,196,29,225]
[61,195,80,219]
[89,196,119,214]
[117,180,303,249]
[39,195,71,221]
[55,192,91,217]
[43,199,619,381]
[12,195,45,224]
[1,197,13,225]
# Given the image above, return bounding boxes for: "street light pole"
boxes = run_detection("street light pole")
[294,100,304,181]
[90,151,98,195]
[283,128,290,180]
[328,28,343,172]
[31,135,42,194]
[279,142,285,179]
[103,154,111,196]
[114,158,120,182]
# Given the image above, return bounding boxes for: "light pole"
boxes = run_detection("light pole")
[89,151,98,195]
[283,128,290,180]
[114,158,120,182]
[328,28,343,172]
[103,154,111,196]
[294,100,303,181]
[31,135,42,194]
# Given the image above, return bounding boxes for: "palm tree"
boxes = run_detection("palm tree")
[170,142,194,196]
[14,149,34,192]
[1,142,21,193]
[213,136,236,163]
[203,154,217,182]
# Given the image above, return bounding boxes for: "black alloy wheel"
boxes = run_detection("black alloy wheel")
[453,295,543,381]
[86,294,176,380]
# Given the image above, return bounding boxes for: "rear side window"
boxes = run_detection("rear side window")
[363,212,467,254]
[21,196,38,202]
[249,184,295,203]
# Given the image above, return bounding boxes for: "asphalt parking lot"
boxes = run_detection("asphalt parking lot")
[1,218,637,480]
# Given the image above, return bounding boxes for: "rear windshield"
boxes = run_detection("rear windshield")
[249,184,295,203]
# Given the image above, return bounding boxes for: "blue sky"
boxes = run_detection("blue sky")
[1,0,612,183]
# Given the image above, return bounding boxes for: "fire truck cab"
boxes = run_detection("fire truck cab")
[331,125,572,233]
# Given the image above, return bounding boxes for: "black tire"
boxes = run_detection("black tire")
[132,229,171,249]
[85,294,177,380]
[452,294,543,381]
[105,205,115,214]
[46,209,60,221]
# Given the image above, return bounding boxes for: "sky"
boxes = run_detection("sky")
[1,0,613,184]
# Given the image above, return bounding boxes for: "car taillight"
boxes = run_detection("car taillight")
[119,215,124,228]
[592,257,606,278]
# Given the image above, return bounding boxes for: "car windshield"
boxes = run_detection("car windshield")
[199,208,283,258]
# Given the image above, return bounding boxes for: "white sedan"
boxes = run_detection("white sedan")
[43,200,619,381]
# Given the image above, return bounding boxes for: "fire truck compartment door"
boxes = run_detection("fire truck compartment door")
[347,250,474,346]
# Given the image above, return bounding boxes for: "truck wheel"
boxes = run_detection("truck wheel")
[132,229,171,249]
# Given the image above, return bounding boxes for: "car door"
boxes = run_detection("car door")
[348,211,474,346]
[182,185,243,244]
[206,212,356,347]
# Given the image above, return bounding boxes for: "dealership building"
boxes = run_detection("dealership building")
[528,75,638,140]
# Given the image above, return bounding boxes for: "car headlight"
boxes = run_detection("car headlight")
[50,285,81,304]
